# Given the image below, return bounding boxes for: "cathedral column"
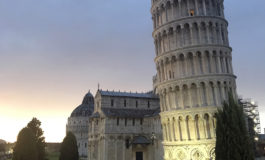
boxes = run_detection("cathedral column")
[172,90,177,108]
[229,57,234,74]
[159,94,164,111]
[196,86,202,107]
[180,25,185,47]
[190,117,196,140]
[182,117,188,141]
[198,23,202,45]
[190,24,194,45]
[188,85,192,108]
[184,55,188,76]
[170,118,176,141]
[210,115,216,138]
[213,25,217,44]
[170,58,173,79]
[211,116,216,138]
[209,52,214,73]
[162,123,168,141]
[167,122,172,141]
[178,0,182,18]
[206,23,210,44]
[223,57,228,74]
[202,0,207,15]
[218,24,223,44]
[195,0,199,15]
[187,0,190,16]
[213,84,220,106]
[179,88,184,109]
[193,54,198,75]
[216,54,222,73]
[168,32,171,51]
[171,3,175,20]
[165,7,168,22]
[174,118,179,141]
[221,84,226,102]
[205,83,211,106]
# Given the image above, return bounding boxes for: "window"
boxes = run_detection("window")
[125,118,127,126]
[136,101,138,108]
[133,118,135,126]
[85,143,87,148]
[124,100,127,107]
[140,118,143,125]
[148,101,150,108]
[111,99,114,107]
[117,118,119,126]
[190,9,195,16]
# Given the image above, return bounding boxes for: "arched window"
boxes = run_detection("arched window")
[140,118,143,125]
[111,99,114,107]
[117,118,120,126]
[124,100,127,107]
[132,118,135,126]
[148,101,150,108]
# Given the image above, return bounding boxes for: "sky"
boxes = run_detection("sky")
[0,0,264,143]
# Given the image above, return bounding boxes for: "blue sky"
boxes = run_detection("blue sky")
[0,0,264,142]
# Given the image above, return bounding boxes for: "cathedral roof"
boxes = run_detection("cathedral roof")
[70,91,94,117]
[98,90,158,99]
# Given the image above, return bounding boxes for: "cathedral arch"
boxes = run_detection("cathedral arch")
[187,52,195,75]
[190,83,198,107]
[204,113,211,139]
[184,23,191,46]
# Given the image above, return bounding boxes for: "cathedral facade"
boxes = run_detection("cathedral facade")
[67,0,238,159]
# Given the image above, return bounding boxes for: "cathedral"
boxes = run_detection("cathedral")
[66,0,237,159]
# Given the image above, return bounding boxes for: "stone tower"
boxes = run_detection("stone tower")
[151,0,237,159]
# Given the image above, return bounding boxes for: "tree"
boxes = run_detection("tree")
[13,127,38,160]
[27,117,47,160]
[59,132,79,160]
[215,93,254,160]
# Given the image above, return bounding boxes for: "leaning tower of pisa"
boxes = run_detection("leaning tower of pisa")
[151,0,237,159]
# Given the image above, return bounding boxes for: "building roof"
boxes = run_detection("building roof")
[70,91,94,117]
[99,108,160,118]
[98,90,158,99]
[0,139,6,144]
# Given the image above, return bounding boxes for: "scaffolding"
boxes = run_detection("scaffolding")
[239,98,261,134]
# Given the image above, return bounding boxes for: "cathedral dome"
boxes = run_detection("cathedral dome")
[70,91,94,117]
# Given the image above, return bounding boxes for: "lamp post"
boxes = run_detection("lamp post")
[151,132,157,145]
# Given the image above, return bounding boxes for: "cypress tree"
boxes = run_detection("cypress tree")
[13,127,38,160]
[215,93,254,160]
[59,132,79,160]
[27,117,47,160]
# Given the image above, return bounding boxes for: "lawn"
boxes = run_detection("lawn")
[47,152,59,160]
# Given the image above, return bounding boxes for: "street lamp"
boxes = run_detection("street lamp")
[150,132,157,145]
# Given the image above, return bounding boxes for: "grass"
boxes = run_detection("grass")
[47,152,60,160]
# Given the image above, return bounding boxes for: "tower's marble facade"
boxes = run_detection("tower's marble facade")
[151,0,237,159]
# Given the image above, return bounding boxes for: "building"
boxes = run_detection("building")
[66,91,94,158]
[87,90,163,160]
[68,0,240,159]
[151,0,237,159]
